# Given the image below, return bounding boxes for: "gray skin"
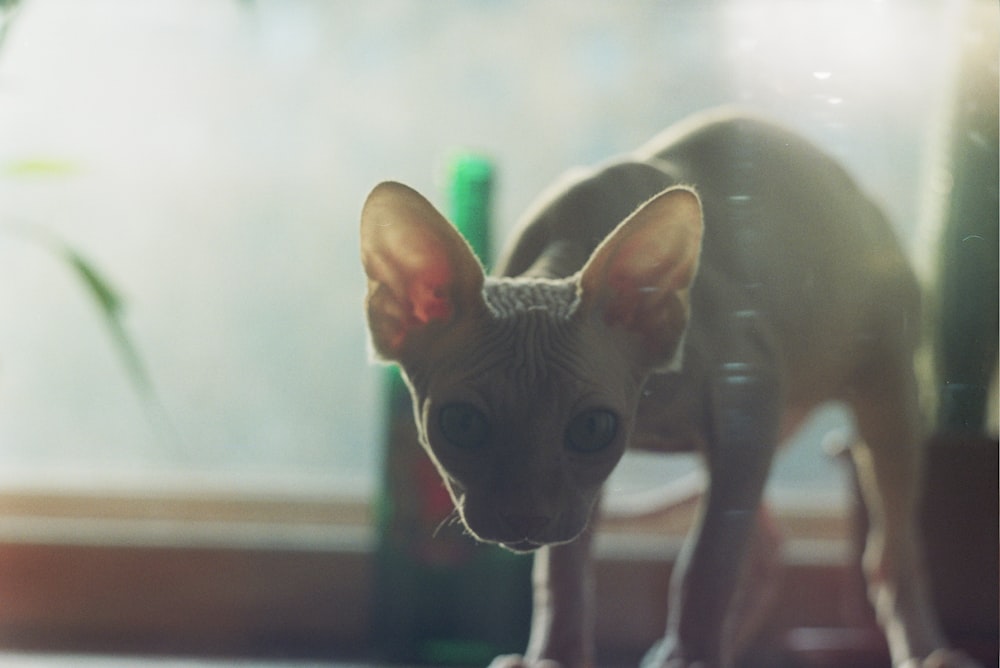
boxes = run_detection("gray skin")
[361,108,977,668]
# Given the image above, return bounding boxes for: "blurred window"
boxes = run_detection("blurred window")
[0,0,961,512]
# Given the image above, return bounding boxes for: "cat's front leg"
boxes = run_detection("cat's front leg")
[645,358,783,667]
[489,520,597,668]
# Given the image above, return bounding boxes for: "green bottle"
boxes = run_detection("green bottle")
[372,153,532,666]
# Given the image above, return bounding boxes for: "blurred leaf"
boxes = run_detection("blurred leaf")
[65,250,123,318]
[58,247,156,406]
[0,0,21,50]
[2,221,181,453]
[5,159,80,177]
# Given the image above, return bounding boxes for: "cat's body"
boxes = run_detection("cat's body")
[360,109,975,667]
[498,112,914,457]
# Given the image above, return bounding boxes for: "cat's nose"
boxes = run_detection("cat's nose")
[501,513,551,537]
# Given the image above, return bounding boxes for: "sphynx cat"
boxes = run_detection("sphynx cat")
[360,109,977,668]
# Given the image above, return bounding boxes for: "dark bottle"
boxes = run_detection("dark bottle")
[372,153,532,666]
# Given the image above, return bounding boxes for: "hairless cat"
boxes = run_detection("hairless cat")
[360,108,978,668]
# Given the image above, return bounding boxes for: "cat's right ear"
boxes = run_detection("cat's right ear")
[577,186,702,372]
[360,181,486,360]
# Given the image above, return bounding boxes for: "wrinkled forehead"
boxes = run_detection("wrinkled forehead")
[413,277,628,402]
[482,277,580,319]
[459,280,634,412]
[479,278,583,385]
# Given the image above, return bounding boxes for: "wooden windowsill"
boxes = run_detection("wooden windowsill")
[0,486,850,555]
[0,487,856,662]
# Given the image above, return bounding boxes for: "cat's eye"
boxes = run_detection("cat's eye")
[565,409,618,453]
[439,403,490,449]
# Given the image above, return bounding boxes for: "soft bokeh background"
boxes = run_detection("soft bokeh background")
[0,0,969,503]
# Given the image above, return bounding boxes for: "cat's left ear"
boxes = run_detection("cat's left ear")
[360,181,486,360]
[577,186,703,372]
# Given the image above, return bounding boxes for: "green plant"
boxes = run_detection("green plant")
[2,220,178,449]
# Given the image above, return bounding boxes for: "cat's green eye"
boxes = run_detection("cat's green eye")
[565,409,618,453]
[439,403,490,449]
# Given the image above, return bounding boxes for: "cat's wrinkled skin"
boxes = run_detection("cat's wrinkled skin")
[360,109,978,668]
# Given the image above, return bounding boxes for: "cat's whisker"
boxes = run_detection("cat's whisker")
[432,507,461,538]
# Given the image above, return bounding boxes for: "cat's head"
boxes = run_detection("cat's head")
[360,181,702,552]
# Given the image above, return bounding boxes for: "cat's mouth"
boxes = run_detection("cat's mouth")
[500,539,545,554]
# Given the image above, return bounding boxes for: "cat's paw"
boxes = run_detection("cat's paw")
[487,655,565,668]
[899,649,982,668]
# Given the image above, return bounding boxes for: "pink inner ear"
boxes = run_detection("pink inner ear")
[410,267,454,324]
[375,223,460,327]
[603,275,639,328]
[599,225,699,333]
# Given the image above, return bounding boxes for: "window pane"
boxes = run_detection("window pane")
[0,0,958,503]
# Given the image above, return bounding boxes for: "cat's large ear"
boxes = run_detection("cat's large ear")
[360,181,486,360]
[577,186,703,372]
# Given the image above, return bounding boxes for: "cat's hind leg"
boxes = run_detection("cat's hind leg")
[846,361,980,668]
